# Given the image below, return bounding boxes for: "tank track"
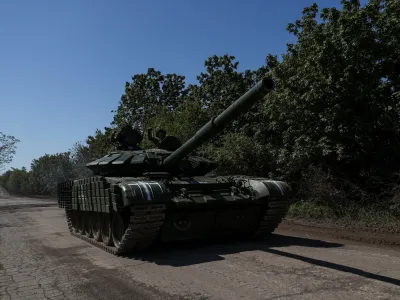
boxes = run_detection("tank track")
[64,204,166,256]
[253,197,291,237]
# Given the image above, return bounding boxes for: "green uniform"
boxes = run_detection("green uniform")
[147,128,166,147]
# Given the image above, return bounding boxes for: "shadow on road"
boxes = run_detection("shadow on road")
[265,248,400,287]
[126,233,400,287]
[128,233,343,267]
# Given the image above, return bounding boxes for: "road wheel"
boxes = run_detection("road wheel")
[112,212,128,250]
[70,211,78,232]
[85,213,93,238]
[101,214,113,246]
[92,213,102,241]
[77,212,86,235]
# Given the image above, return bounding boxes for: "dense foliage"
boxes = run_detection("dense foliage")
[1,0,399,218]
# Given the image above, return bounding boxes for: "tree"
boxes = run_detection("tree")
[112,68,187,130]
[85,128,113,158]
[187,54,270,136]
[0,132,20,171]
[141,99,210,149]
[259,0,400,197]
[0,167,32,195]
[30,153,74,195]
[69,142,95,179]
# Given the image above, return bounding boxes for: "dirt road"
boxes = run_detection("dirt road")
[0,196,399,300]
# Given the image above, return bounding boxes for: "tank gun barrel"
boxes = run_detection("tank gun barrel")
[162,77,275,169]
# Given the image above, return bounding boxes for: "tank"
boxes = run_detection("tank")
[57,77,292,255]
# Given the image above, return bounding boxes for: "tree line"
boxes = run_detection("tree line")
[1,0,399,218]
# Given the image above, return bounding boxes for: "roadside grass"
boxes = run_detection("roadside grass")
[287,201,400,234]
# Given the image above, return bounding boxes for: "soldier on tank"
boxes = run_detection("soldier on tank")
[147,127,167,147]
[110,125,143,151]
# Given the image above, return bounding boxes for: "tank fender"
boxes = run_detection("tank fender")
[116,180,171,207]
[244,178,292,200]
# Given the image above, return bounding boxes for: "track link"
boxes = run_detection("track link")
[254,197,291,237]
[65,204,166,256]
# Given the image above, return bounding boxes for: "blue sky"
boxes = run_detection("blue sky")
[0,0,366,171]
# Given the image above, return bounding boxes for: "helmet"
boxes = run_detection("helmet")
[111,125,143,145]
